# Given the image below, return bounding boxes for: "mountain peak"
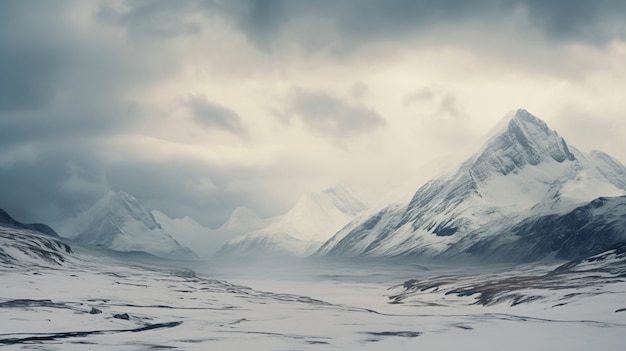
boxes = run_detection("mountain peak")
[468,109,575,182]
[101,190,137,206]
[220,206,265,233]
[71,190,195,259]
[95,190,161,231]
[510,108,546,128]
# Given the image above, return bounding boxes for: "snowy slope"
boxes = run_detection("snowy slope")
[468,195,626,262]
[0,208,59,238]
[216,185,369,257]
[319,109,626,260]
[218,206,268,234]
[0,227,73,268]
[60,191,196,260]
[152,209,257,258]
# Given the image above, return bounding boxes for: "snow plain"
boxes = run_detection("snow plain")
[1,228,625,350]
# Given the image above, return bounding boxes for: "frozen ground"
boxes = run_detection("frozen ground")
[1,228,625,350]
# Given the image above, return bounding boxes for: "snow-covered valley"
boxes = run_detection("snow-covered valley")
[1,227,624,350]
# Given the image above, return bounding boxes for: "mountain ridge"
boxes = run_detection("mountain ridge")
[0,208,60,238]
[318,109,626,261]
[61,190,196,260]
[216,184,370,258]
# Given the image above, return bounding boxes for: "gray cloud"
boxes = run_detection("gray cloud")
[0,1,173,152]
[403,88,464,119]
[96,0,203,39]
[0,2,71,113]
[0,143,286,228]
[183,95,248,137]
[213,0,626,51]
[522,0,626,43]
[285,88,385,138]
[80,1,626,53]
[184,95,247,137]
[403,88,436,106]
[1,0,625,233]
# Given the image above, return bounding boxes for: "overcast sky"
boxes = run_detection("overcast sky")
[1,0,626,228]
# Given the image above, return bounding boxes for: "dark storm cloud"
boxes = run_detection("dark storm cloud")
[0,1,164,150]
[284,89,385,139]
[0,1,176,223]
[220,0,626,50]
[2,0,625,229]
[0,148,107,224]
[0,2,72,112]
[104,158,257,227]
[0,144,270,228]
[96,0,203,39]
[522,0,626,43]
[183,95,248,137]
[83,0,626,52]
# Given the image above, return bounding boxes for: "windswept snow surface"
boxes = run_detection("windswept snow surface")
[1,226,625,350]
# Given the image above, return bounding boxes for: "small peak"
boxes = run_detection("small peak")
[221,206,264,232]
[229,206,260,220]
[468,109,576,181]
[509,109,549,131]
[101,190,139,206]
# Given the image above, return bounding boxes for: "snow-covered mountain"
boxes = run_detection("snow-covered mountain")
[467,195,626,262]
[216,185,369,257]
[318,109,626,261]
[58,191,196,260]
[151,211,216,257]
[0,208,59,238]
[218,206,268,234]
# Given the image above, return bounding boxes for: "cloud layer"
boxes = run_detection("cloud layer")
[1,0,625,229]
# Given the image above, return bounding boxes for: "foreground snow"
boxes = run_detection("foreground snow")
[1,228,625,350]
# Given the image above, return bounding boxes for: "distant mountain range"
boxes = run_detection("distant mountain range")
[151,206,269,258]
[55,191,196,260]
[51,190,272,259]
[215,185,370,258]
[9,108,624,263]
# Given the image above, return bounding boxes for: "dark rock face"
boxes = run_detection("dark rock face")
[113,313,130,320]
[0,209,59,237]
[510,196,626,261]
[89,307,103,314]
[466,196,626,262]
[0,227,72,266]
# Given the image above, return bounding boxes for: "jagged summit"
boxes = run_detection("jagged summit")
[220,206,265,233]
[61,190,196,260]
[468,109,575,183]
[404,109,579,228]
[216,184,370,258]
[92,190,162,231]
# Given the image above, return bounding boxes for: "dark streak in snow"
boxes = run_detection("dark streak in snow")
[0,321,183,345]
